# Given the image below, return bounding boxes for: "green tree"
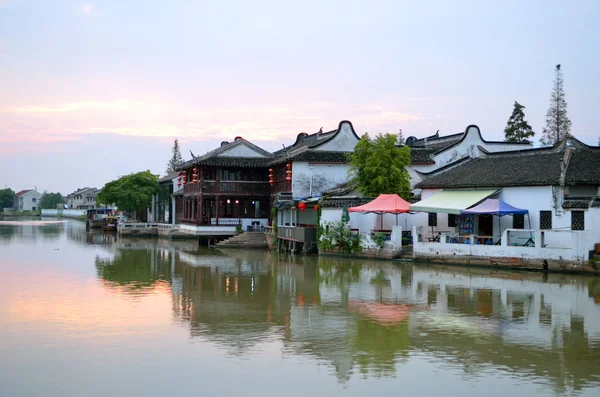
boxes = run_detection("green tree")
[540,64,571,146]
[504,102,535,142]
[0,188,15,211]
[166,139,183,174]
[348,133,411,198]
[39,192,65,209]
[97,170,159,212]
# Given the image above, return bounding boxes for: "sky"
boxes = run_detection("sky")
[1,0,599,194]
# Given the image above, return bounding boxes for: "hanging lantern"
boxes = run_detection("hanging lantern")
[285,176,292,181]
[298,202,307,212]
[291,205,296,210]
[183,170,187,175]
[177,176,182,181]
[193,167,198,173]
[177,171,182,176]
[285,163,292,181]
[313,204,318,210]
[286,163,291,169]
[177,183,182,188]
[268,168,274,186]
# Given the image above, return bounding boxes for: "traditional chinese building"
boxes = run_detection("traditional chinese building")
[174,120,362,236]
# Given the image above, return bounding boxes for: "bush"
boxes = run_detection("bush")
[318,221,362,254]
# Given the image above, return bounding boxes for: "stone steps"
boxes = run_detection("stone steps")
[217,232,267,249]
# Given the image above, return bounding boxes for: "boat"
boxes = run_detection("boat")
[102,216,118,232]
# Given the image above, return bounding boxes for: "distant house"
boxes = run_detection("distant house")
[14,189,43,211]
[66,187,98,210]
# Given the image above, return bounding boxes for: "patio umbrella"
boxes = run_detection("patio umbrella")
[348,194,411,228]
[341,201,350,223]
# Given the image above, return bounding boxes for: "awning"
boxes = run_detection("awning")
[409,189,499,214]
[462,198,528,216]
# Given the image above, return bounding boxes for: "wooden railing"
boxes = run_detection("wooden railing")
[180,218,242,226]
[183,181,271,195]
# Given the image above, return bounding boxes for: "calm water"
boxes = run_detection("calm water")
[1,219,600,397]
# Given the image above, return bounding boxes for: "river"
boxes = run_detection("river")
[1,219,599,396]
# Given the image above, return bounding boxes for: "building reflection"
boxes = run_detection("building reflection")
[90,241,600,391]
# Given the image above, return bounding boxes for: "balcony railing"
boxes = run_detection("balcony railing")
[183,181,271,196]
[277,226,317,243]
[180,218,242,226]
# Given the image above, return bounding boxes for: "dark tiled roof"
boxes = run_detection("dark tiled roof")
[321,197,373,208]
[564,149,600,185]
[416,138,600,189]
[410,148,437,164]
[416,151,564,189]
[268,150,349,165]
[159,171,178,183]
[322,182,358,197]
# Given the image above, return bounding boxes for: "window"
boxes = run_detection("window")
[448,214,457,227]
[571,211,585,230]
[513,214,524,229]
[428,212,437,227]
[32,198,36,203]
[540,211,552,230]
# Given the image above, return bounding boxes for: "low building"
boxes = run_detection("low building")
[66,187,98,210]
[14,189,43,211]
[409,136,600,268]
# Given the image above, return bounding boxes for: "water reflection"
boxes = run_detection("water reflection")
[1,220,600,396]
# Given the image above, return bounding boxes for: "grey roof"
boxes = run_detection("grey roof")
[177,120,360,170]
[321,197,373,209]
[415,137,600,189]
[159,171,178,183]
[176,137,274,170]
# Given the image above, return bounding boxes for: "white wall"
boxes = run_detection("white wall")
[292,162,351,198]
[18,190,43,211]
[315,121,359,152]
[413,227,587,262]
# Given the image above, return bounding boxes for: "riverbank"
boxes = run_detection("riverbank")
[0,212,41,217]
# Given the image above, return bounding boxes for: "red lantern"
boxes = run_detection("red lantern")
[298,202,307,212]
[177,171,182,176]
[177,176,182,181]
[177,183,182,188]
[268,168,274,186]
[285,176,292,181]
[313,204,318,210]
[193,167,198,173]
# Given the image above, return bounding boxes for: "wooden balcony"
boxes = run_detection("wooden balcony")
[183,181,271,196]
[277,226,317,243]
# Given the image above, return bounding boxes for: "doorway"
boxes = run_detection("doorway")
[478,215,493,236]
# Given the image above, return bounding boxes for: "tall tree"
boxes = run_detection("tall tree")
[504,101,535,142]
[540,64,572,146]
[166,139,183,174]
[397,129,405,145]
[39,192,65,209]
[97,171,159,212]
[348,133,411,198]
[0,188,15,211]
